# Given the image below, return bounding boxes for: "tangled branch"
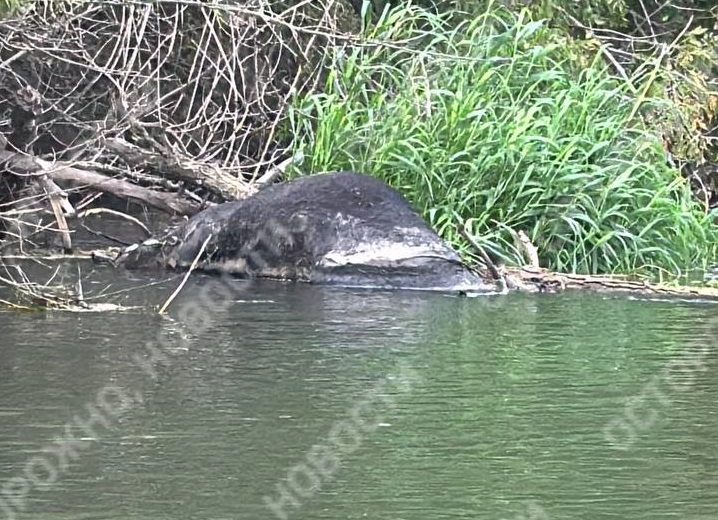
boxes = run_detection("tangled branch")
[0,0,360,251]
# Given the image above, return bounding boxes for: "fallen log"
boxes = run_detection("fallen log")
[505,266,718,300]
[0,150,200,216]
[460,223,718,300]
[103,138,256,201]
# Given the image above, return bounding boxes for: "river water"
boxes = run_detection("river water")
[0,264,716,520]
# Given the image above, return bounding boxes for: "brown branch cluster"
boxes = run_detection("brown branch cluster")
[0,0,360,253]
[0,0,356,171]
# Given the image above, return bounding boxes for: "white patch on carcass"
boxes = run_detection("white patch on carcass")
[320,238,450,267]
[206,257,248,273]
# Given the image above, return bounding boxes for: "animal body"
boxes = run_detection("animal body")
[117,171,495,293]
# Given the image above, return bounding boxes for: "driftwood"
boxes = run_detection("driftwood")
[512,229,540,268]
[460,225,718,300]
[39,175,72,252]
[505,266,718,300]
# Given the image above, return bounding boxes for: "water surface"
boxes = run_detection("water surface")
[0,265,716,519]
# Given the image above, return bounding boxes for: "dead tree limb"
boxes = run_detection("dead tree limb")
[103,138,257,201]
[506,266,718,300]
[0,151,200,216]
[39,175,72,252]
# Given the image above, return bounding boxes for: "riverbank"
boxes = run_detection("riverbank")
[0,1,716,296]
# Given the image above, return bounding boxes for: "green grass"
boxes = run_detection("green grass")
[0,0,24,16]
[287,2,718,276]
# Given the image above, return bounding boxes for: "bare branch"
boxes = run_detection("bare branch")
[0,150,199,215]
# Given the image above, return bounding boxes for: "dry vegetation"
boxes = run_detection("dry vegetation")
[0,0,361,255]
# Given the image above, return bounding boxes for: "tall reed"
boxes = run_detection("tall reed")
[288,3,718,275]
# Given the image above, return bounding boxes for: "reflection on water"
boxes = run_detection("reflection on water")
[0,266,717,520]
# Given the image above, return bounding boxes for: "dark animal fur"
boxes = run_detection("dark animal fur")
[118,172,494,292]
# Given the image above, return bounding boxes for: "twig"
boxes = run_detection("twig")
[256,151,305,185]
[158,234,212,314]
[458,221,507,293]
[78,207,152,236]
[627,16,693,123]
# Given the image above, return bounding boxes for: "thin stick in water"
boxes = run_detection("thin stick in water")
[158,235,212,315]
